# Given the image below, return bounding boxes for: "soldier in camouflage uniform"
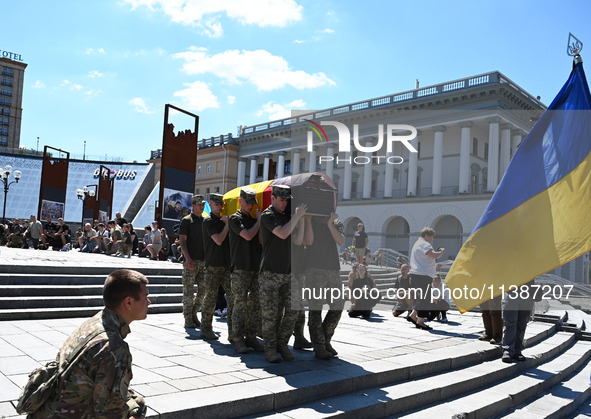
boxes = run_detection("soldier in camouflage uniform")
[179,194,207,328]
[291,216,313,350]
[259,185,307,363]
[228,187,264,353]
[30,269,150,418]
[201,193,234,341]
[304,213,345,359]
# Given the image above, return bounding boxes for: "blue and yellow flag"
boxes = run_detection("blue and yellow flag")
[446,62,591,313]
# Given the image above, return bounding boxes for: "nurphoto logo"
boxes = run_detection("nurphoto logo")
[305,120,418,166]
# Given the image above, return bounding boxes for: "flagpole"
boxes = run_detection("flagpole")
[567,32,583,66]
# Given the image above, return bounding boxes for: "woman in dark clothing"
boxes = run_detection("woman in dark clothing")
[347,264,380,319]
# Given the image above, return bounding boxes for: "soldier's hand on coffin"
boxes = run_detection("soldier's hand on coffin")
[294,204,307,219]
[328,212,338,224]
[255,208,261,220]
[221,215,228,224]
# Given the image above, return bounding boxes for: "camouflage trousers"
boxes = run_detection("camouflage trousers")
[305,267,344,347]
[292,273,306,336]
[231,269,261,340]
[201,266,233,336]
[259,271,298,351]
[182,260,205,319]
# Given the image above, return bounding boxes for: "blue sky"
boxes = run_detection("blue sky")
[5,0,591,162]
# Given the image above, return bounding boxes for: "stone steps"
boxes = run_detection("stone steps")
[499,352,591,418]
[144,321,560,418]
[260,330,577,419]
[397,339,591,419]
[0,283,182,296]
[0,303,182,320]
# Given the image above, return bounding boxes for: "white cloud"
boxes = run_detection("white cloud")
[32,80,45,89]
[88,70,104,78]
[318,28,334,34]
[293,39,304,44]
[173,81,219,111]
[85,89,103,100]
[60,80,83,91]
[85,48,105,55]
[256,99,306,120]
[124,0,303,37]
[129,97,155,114]
[174,47,335,91]
[227,95,236,104]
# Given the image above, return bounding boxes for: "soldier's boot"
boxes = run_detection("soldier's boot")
[264,341,281,363]
[277,345,295,361]
[191,310,201,328]
[201,329,219,340]
[184,314,197,328]
[325,341,338,356]
[490,313,503,345]
[245,335,265,352]
[293,334,313,350]
[478,311,493,341]
[234,338,249,354]
[314,344,333,360]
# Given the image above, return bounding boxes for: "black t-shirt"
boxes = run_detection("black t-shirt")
[116,217,127,227]
[291,244,306,276]
[353,230,368,249]
[130,229,139,251]
[203,213,230,268]
[260,205,291,274]
[229,210,261,271]
[305,217,342,271]
[57,223,70,236]
[44,222,56,235]
[178,213,205,261]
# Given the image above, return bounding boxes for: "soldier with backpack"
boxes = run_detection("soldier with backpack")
[18,269,150,418]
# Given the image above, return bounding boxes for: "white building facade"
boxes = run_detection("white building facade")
[235,71,589,283]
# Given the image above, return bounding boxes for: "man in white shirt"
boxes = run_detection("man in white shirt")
[407,227,445,330]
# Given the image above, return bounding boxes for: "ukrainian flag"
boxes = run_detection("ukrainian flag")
[446,61,591,313]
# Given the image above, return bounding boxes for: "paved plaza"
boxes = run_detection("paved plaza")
[0,248,590,418]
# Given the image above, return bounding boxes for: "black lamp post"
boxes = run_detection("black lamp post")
[76,185,97,228]
[2,165,22,224]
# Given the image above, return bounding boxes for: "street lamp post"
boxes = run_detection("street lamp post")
[76,185,97,228]
[1,165,22,224]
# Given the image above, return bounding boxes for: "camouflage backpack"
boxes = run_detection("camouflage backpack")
[16,329,104,414]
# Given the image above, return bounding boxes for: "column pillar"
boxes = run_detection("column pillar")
[308,147,317,172]
[499,124,512,178]
[277,152,285,179]
[384,148,394,198]
[363,140,373,199]
[486,118,500,192]
[263,154,271,181]
[237,158,246,187]
[249,157,257,184]
[511,130,522,158]
[459,122,472,194]
[292,149,301,175]
[343,151,352,200]
[407,134,418,196]
[432,126,445,195]
[326,145,335,180]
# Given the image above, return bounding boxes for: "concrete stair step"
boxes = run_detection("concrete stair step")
[0,302,182,320]
[0,293,182,309]
[0,284,183,296]
[147,322,557,418]
[0,273,181,285]
[258,329,574,419]
[0,263,183,276]
[500,348,591,419]
[396,338,591,419]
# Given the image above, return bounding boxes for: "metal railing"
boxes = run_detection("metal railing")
[239,71,546,137]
